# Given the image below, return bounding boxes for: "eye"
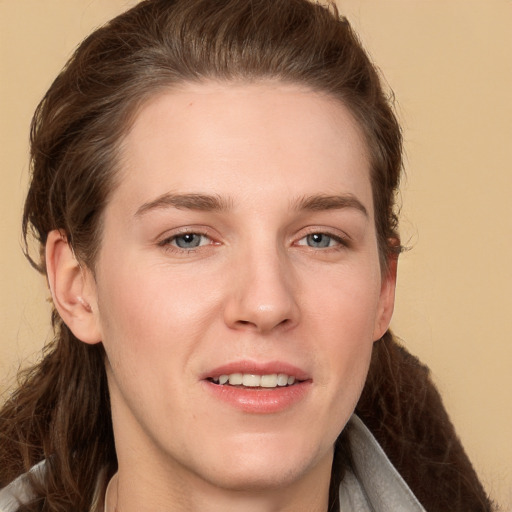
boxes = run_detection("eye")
[296,232,343,249]
[161,232,211,250]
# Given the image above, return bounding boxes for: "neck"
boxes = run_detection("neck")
[108,453,332,512]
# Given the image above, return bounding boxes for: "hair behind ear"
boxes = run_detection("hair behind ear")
[355,331,495,511]
[0,321,116,509]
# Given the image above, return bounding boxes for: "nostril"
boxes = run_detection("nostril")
[236,320,254,327]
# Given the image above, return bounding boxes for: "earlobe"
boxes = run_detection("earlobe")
[46,230,102,344]
[373,252,398,341]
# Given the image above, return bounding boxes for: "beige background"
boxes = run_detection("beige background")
[1,0,511,508]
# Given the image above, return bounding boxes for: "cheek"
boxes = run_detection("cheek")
[95,270,211,426]
[305,262,381,388]
[309,262,382,336]
[95,262,222,371]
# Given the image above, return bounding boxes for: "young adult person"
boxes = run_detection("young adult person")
[0,0,494,510]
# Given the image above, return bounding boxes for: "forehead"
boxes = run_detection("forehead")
[114,81,373,215]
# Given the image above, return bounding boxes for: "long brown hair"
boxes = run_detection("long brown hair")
[1,1,493,510]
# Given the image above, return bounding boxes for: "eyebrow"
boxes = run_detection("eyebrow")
[135,192,368,217]
[292,194,368,217]
[135,193,232,216]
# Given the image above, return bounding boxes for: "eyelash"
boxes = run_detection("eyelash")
[158,228,349,255]
[294,229,350,251]
[158,230,215,254]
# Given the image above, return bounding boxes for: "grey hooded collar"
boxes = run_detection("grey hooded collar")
[340,415,426,511]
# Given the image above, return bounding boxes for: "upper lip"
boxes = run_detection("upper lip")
[201,360,311,381]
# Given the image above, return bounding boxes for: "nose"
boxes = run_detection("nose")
[223,247,300,334]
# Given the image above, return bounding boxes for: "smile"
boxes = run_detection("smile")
[203,362,311,412]
[210,373,297,388]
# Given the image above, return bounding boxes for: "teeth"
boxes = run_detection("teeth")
[212,373,298,388]
[242,374,260,387]
[276,374,288,386]
[228,373,243,385]
[260,374,278,388]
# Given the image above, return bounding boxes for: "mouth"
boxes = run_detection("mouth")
[208,372,301,389]
[202,364,311,413]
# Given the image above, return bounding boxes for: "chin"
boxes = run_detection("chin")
[202,459,314,493]
[193,433,334,493]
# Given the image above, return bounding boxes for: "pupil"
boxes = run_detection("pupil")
[308,233,330,248]
[176,234,200,248]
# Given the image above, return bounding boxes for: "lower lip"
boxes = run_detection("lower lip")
[202,380,311,414]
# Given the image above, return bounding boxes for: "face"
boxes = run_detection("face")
[86,82,395,495]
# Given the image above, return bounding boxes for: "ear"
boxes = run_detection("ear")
[46,229,102,344]
[372,250,398,341]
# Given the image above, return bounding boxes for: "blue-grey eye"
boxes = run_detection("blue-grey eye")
[173,233,206,249]
[305,233,334,248]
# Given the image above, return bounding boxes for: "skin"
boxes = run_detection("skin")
[47,81,396,512]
